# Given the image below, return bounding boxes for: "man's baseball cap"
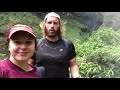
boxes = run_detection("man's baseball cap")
[6,24,36,39]
[44,12,61,21]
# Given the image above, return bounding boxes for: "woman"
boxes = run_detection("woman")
[0,24,39,78]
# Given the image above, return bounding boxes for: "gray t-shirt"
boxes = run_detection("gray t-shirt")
[33,38,76,78]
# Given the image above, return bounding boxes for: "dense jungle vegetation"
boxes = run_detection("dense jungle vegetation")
[0,12,120,78]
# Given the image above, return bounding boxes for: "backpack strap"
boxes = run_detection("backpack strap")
[37,37,45,47]
[37,38,70,56]
[62,38,71,59]
[62,38,69,51]
[37,37,70,48]
[36,38,46,78]
[36,66,45,78]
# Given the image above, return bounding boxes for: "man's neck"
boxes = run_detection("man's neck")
[46,36,60,42]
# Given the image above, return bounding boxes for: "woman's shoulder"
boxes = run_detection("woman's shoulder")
[0,60,9,67]
[0,60,10,74]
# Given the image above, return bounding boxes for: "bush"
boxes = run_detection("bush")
[75,27,120,78]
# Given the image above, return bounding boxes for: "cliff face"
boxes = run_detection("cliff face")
[71,12,103,32]
[101,12,120,30]
[35,12,120,32]
[35,12,103,32]
[76,12,120,31]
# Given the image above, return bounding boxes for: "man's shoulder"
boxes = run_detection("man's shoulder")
[37,37,45,47]
[61,38,73,49]
[37,37,44,42]
[62,38,73,45]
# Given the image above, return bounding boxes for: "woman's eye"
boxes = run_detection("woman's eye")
[13,41,33,45]
[14,41,21,44]
[26,41,32,44]
[26,41,33,45]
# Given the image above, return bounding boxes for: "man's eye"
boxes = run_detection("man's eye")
[54,22,58,25]
[48,22,52,24]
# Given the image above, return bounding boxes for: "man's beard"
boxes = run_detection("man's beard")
[45,27,60,38]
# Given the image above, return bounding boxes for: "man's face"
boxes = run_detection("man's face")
[44,16,60,38]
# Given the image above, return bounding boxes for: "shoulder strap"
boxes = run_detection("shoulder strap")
[62,38,71,61]
[62,38,72,57]
[37,38,70,50]
[37,37,45,47]
[62,38,69,50]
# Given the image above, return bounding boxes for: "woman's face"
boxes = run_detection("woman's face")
[8,31,35,62]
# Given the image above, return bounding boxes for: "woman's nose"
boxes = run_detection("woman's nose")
[20,44,27,50]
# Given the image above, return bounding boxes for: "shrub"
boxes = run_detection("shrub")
[75,27,120,78]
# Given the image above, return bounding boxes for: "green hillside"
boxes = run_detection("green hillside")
[0,12,120,78]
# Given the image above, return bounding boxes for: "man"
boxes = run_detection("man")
[30,12,80,78]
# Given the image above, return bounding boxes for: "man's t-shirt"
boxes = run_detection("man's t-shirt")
[34,38,76,78]
[0,60,39,78]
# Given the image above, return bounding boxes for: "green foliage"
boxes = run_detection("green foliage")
[63,18,84,43]
[0,12,42,37]
[90,27,120,46]
[75,27,120,78]
[0,12,43,59]
[89,46,120,77]
[0,53,7,61]
[0,12,120,78]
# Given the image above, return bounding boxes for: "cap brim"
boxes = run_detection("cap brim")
[8,29,36,39]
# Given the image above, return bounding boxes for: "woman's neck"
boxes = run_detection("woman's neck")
[9,57,32,72]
